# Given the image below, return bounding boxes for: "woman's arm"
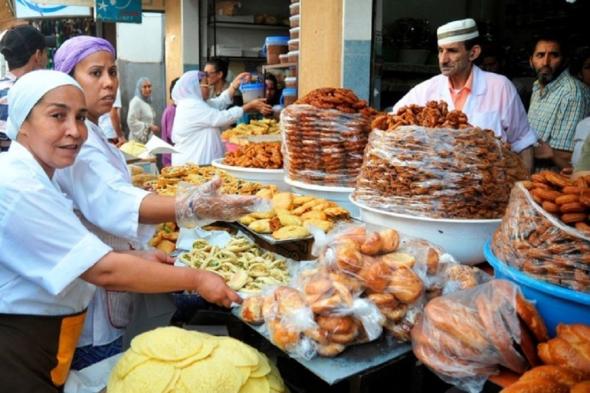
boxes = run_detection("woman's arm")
[81,252,241,307]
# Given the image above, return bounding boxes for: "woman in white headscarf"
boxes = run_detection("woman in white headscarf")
[171,70,271,165]
[0,70,243,392]
[51,36,261,370]
[127,76,159,143]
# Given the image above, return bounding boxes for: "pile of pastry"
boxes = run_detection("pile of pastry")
[221,118,279,144]
[493,183,590,293]
[144,164,270,196]
[502,324,590,393]
[223,142,283,169]
[525,171,590,233]
[239,190,350,241]
[281,88,373,187]
[239,225,485,357]
[353,112,528,219]
[412,280,549,392]
[295,87,375,117]
[371,100,470,131]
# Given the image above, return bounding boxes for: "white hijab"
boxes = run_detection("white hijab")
[6,70,82,140]
[171,70,207,103]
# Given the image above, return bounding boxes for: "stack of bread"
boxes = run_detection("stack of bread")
[281,88,374,187]
[501,324,590,393]
[493,182,590,293]
[239,224,486,358]
[411,280,549,393]
[353,101,528,219]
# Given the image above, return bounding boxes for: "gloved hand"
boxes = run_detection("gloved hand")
[175,176,271,228]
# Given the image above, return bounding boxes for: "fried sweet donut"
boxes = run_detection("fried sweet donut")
[515,293,549,342]
[360,232,383,255]
[359,260,392,292]
[519,365,585,387]
[475,293,527,373]
[316,315,359,344]
[381,303,408,322]
[388,266,423,304]
[303,277,333,304]
[310,294,342,315]
[426,248,440,275]
[378,229,400,253]
[424,297,489,352]
[380,252,416,270]
[334,240,364,273]
[240,296,265,325]
[501,379,570,393]
[268,319,300,351]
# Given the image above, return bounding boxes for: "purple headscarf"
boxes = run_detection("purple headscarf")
[54,35,115,74]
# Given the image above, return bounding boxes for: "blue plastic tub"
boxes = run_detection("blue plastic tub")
[484,240,590,337]
[239,82,265,103]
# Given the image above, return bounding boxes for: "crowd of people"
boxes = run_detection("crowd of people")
[0,18,589,391]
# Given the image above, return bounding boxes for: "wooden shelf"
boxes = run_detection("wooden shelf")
[209,22,289,31]
[262,62,297,70]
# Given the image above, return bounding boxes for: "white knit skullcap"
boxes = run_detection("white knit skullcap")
[6,70,82,140]
[437,18,479,46]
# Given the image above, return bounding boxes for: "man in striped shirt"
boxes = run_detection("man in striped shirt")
[528,33,590,169]
[0,25,48,152]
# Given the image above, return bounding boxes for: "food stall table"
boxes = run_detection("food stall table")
[232,309,412,393]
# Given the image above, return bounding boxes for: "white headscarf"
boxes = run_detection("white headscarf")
[6,70,82,140]
[171,70,207,103]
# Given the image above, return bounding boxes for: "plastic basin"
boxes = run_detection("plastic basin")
[484,240,590,337]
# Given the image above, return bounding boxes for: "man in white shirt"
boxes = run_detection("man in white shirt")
[98,88,125,145]
[393,18,536,172]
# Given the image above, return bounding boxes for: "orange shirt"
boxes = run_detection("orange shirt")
[449,70,474,111]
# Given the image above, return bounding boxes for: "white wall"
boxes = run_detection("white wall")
[117,12,164,62]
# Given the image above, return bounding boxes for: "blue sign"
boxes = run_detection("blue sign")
[96,0,142,24]
[15,0,91,18]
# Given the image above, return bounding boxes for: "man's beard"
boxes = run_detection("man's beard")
[536,65,563,85]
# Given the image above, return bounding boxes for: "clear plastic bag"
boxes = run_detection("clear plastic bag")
[175,176,271,228]
[411,279,548,393]
[492,182,590,293]
[352,126,528,219]
[280,104,370,187]
[309,222,489,342]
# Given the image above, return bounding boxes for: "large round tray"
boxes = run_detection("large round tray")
[212,158,287,190]
[284,177,358,217]
[350,197,501,264]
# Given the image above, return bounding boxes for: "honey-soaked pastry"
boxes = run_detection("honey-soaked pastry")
[271,225,310,240]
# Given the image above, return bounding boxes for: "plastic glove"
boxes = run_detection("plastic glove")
[175,176,271,228]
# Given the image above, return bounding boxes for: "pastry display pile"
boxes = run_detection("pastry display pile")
[412,280,549,393]
[108,326,287,393]
[501,324,590,393]
[281,88,374,187]
[179,237,290,293]
[143,164,272,196]
[493,183,590,293]
[353,102,528,219]
[239,224,486,358]
[223,142,283,169]
[221,118,280,145]
[239,190,351,241]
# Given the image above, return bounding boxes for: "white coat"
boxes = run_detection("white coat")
[171,71,243,165]
[393,65,537,153]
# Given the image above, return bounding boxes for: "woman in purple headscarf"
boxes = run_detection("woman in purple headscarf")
[52,36,258,369]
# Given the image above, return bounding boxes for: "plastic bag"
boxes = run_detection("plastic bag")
[175,176,271,228]
[310,222,489,342]
[492,182,590,293]
[411,279,548,393]
[280,104,370,187]
[352,126,528,219]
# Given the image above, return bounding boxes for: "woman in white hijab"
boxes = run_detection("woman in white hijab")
[171,70,271,165]
[127,76,159,143]
[0,70,242,392]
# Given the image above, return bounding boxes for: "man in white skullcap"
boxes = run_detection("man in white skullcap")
[392,18,536,172]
